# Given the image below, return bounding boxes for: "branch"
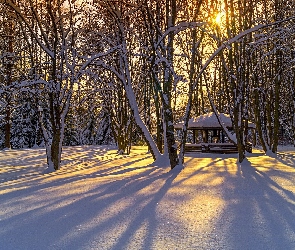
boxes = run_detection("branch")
[2,0,54,58]
[155,21,205,48]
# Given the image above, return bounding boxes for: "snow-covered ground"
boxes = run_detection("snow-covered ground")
[1,145,295,250]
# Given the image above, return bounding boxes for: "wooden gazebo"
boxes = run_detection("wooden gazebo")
[175,112,255,153]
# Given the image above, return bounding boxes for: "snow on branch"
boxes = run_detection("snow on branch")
[155,22,205,48]
[76,46,121,80]
[193,16,295,93]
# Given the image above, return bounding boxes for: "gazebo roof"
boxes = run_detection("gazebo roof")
[174,112,255,129]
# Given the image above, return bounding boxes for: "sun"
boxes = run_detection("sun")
[215,12,223,25]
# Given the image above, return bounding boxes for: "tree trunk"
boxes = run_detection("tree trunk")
[51,129,62,170]
[3,7,15,149]
[178,28,201,165]
[162,0,179,169]
[272,48,282,153]
[163,102,178,168]
[4,100,11,149]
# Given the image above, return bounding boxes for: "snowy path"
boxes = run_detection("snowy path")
[1,146,295,250]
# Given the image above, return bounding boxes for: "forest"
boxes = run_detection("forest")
[0,0,295,171]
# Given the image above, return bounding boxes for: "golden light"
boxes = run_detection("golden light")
[215,12,223,25]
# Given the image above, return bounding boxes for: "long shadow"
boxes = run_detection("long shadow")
[0,163,180,250]
[273,151,295,169]
[0,146,152,189]
[172,156,227,187]
[0,154,154,205]
[3,148,295,249]
[217,158,295,250]
[170,155,295,249]
[0,145,182,250]
[108,169,180,250]
[60,166,181,250]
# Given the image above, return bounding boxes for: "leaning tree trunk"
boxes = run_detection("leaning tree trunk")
[107,6,162,161]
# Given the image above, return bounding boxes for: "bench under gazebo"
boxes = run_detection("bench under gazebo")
[175,112,255,153]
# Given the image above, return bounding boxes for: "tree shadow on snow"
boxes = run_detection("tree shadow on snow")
[218,158,295,250]
[0,152,181,250]
[273,151,295,169]
[2,148,295,250]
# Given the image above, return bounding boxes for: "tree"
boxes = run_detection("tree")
[89,1,163,162]
[2,0,105,170]
[0,2,16,149]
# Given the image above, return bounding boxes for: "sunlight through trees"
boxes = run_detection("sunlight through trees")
[0,0,295,170]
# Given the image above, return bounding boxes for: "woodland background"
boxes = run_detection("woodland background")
[0,0,295,170]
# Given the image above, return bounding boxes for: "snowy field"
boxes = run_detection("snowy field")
[1,145,295,250]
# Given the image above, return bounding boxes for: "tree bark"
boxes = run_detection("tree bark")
[3,6,15,149]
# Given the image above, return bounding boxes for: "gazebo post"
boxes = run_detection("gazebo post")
[212,129,219,143]
[203,129,208,143]
[202,130,205,142]
[193,129,196,144]
[221,129,225,143]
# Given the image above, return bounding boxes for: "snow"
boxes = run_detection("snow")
[175,112,255,129]
[1,145,295,250]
